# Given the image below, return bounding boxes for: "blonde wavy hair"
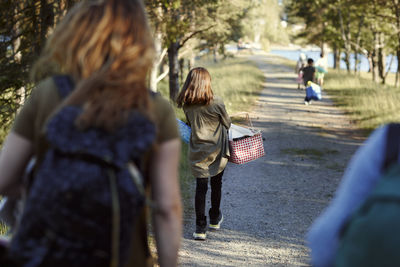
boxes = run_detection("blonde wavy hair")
[32,0,155,131]
[176,67,214,108]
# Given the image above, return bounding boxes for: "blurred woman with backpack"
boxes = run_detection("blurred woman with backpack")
[0,0,182,266]
[176,67,231,241]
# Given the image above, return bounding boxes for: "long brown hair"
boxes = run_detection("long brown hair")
[176,67,214,108]
[32,0,155,131]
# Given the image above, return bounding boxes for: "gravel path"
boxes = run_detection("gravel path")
[178,53,365,266]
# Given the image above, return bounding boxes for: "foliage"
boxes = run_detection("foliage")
[0,0,77,145]
[286,0,400,85]
[241,0,289,47]
[145,0,250,99]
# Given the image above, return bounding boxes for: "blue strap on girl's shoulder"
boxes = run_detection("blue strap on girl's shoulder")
[53,75,74,99]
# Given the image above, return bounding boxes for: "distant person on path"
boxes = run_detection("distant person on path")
[315,52,329,87]
[307,124,400,267]
[295,53,307,90]
[0,0,182,266]
[176,67,231,241]
[301,58,316,105]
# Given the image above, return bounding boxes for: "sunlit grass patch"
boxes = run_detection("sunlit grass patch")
[324,70,400,132]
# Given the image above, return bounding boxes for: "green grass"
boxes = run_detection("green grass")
[324,70,400,133]
[281,148,339,161]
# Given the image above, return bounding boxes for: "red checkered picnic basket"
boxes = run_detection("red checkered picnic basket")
[228,114,265,164]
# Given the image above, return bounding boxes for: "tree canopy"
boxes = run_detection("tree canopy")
[286,0,400,86]
[0,0,288,142]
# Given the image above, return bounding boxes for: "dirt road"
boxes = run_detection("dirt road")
[178,53,364,266]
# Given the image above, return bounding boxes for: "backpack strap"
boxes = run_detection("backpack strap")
[53,75,74,99]
[382,124,400,172]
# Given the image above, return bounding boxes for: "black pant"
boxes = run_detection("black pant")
[195,170,224,225]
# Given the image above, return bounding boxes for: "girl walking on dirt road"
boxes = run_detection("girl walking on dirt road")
[176,67,231,241]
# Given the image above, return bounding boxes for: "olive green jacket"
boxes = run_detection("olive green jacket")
[183,97,231,178]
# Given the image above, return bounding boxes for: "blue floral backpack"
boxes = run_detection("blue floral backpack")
[7,76,156,267]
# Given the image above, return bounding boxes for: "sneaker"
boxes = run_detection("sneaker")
[209,213,223,230]
[193,224,207,240]
[304,101,309,105]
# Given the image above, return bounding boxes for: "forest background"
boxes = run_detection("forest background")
[1,0,400,144]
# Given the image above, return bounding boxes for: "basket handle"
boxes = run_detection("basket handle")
[230,112,254,129]
[245,113,254,129]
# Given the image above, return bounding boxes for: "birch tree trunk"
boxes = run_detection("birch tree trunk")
[149,33,163,92]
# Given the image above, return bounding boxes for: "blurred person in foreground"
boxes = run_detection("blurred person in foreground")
[307,124,400,267]
[0,0,182,266]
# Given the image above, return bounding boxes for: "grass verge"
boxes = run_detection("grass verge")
[281,148,339,161]
[323,70,400,133]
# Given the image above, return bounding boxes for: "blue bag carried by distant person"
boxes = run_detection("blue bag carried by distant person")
[316,66,328,73]
[176,118,191,144]
[306,81,322,101]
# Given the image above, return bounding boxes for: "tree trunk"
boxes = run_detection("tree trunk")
[396,49,400,87]
[377,32,386,84]
[39,0,54,55]
[333,46,340,69]
[213,45,219,63]
[338,7,351,73]
[367,51,373,73]
[188,56,195,72]
[13,4,25,107]
[395,0,400,87]
[179,58,184,84]
[343,51,350,72]
[353,16,364,74]
[149,33,163,92]
[168,41,180,100]
[353,53,359,74]
[370,29,379,82]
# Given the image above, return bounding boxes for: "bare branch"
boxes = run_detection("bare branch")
[179,24,216,48]
[156,48,168,66]
[156,67,170,83]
